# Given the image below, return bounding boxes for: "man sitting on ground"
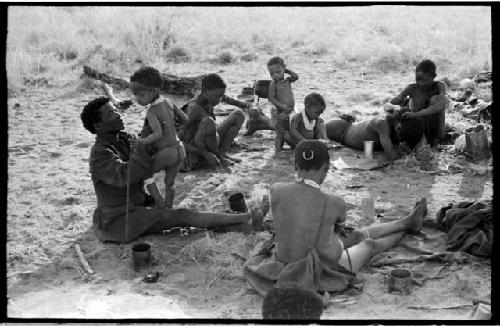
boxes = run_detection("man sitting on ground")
[81,97,269,243]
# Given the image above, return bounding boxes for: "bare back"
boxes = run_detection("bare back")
[271,182,345,265]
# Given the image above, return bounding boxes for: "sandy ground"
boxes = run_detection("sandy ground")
[7,61,492,319]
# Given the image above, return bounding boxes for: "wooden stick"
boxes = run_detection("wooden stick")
[75,244,94,275]
[407,304,472,310]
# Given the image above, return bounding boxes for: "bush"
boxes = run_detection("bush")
[165,46,190,63]
[240,52,257,62]
[214,50,236,65]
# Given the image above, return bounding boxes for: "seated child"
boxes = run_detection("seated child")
[389,59,449,148]
[181,73,254,170]
[267,56,299,157]
[130,66,188,208]
[262,286,324,320]
[286,92,329,148]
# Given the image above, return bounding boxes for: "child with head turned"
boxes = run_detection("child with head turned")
[267,56,299,158]
[129,66,188,208]
[389,59,449,148]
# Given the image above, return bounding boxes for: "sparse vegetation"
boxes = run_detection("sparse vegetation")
[7,6,491,95]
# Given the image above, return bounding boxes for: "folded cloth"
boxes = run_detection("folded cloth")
[436,200,492,257]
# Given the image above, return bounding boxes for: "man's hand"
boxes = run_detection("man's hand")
[335,223,355,238]
[402,111,418,119]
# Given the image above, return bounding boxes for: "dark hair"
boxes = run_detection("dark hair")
[295,140,330,171]
[262,287,324,320]
[81,97,109,134]
[130,66,163,89]
[304,92,326,109]
[267,56,285,67]
[201,73,226,91]
[415,59,436,76]
[400,117,424,149]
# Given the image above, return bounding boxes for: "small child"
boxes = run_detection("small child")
[390,59,449,148]
[267,56,299,157]
[287,92,328,148]
[130,66,188,208]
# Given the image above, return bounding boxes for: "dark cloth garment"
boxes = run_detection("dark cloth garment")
[89,131,163,243]
[436,200,493,257]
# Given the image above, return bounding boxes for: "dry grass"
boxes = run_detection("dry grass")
[7,6,491,96]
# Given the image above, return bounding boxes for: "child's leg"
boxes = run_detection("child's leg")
[274,117,285,153]
[163,163,180,208]
[194,117,219,154]
[217,109,245,153]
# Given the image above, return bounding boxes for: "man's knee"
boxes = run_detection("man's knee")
[231,109,245,127]
[199,117,217,134]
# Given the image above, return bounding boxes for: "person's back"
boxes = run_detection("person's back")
[271,182,344,265]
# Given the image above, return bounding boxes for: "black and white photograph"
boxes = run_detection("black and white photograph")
[5,4,493,320]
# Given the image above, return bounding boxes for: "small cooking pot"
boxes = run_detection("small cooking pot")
[254,80,272,99]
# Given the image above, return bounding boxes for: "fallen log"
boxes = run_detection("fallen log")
[82,66,206,97]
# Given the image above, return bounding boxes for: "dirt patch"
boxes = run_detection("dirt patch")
[7,62,492,319]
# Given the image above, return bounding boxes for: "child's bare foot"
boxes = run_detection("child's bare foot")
[250,195,270,231]
[407,197,427,233]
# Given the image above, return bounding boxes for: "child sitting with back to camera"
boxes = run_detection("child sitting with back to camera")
[267,56,299,158]
[129,66,188,208]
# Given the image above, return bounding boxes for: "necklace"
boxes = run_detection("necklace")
[296,177,321,189]
[301,110,316,130]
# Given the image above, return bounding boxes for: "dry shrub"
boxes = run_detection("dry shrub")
[240,52,258,62]
[214,51,236,65]
[165,46,190,63]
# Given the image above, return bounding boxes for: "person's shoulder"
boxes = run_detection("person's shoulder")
[325,193,346,209]
[290,112,302,122]
[434,81,447,92]
[271,181,293,192]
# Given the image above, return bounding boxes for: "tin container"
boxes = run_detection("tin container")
[388,268,412,295]
[132,242,152,272]
[364,141,374,159]
[229,192,248,213]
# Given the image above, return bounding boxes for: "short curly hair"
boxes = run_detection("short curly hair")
[262,287,324,320]
[130,66,164,89]
[295,140,330,172]
[416,59,436,76]
[304,92,326,109]
[81,97,109,134]
[267,56,285,68]
[201,73,226,91]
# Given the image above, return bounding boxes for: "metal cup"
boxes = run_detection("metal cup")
[388,268,412,295]
[229,192,248,213]
[364,141,374,159]
[132,242,152,272]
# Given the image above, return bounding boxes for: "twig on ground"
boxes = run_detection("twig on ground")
[407,304,472,310]
[75,243,95,275]
[206,271,223,290]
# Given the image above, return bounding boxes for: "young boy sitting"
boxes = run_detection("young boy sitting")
[180,73,253,170]
[267,56,299,158]
[130,66,188,208]
[286,92,329,148]
[389,59,449,148]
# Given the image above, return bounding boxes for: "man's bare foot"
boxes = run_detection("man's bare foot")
[222,153,242,163]
[407,197,427,233]
[250,195,270,231]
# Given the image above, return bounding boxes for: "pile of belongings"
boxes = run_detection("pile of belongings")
[436,200,492,257]
[450,77,491,124]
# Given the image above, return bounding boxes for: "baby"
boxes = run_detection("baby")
[267,56,299,157]
[130,66,188,208]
